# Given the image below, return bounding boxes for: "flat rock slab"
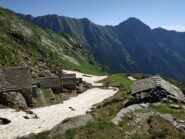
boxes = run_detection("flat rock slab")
[112,104,147,125]
[0,88,118,139]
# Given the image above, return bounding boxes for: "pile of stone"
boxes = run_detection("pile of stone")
[125,75,185,107]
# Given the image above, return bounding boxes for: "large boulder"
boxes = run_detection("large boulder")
[49,114,94,137]
[0,91,27,108]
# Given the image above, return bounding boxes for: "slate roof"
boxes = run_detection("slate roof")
[131,75,185,103]
[131,76,156,94]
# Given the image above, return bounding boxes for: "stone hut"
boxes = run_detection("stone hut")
[125,75,185,106]
[61,74,77,90]
[0,67,33,107]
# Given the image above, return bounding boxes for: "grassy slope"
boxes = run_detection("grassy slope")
[0,7,104,78]
[58,74,185,139]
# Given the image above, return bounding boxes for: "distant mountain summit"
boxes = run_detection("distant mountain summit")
[116,17,151,34]
[16,13,185,82]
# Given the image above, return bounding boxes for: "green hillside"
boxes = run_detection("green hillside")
[0,7,104,78]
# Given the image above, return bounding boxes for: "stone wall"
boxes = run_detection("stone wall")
[61,74,76,90]
[39,76,61,89]
[0,67,32,93]
[0,67,81,108]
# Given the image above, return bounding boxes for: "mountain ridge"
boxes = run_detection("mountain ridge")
[16,12,179,32]
[15,11,185,82]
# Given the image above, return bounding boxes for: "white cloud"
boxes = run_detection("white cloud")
[161,25,185,32]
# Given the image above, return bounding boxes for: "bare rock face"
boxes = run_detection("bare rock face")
[0,91,27,108]
[125,76,185,107]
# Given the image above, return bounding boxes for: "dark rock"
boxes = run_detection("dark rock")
[24,110,39,119]
[0,117,11,125]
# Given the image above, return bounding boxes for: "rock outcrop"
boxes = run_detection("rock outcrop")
[49,114,94,137]
[112,103,149,125]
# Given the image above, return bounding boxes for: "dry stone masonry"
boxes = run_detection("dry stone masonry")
[125,75,185,106]
[0,67,33,108]
[0,67,85,108]
[0,67,32,93]
[61,74,77,90]
[39,76,61,89]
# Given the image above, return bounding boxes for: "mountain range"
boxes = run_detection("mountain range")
[16,13,185,82]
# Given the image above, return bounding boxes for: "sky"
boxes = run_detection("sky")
[0,0,185,31]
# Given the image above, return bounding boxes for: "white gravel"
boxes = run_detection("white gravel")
[63,70,107,86]
[0,71,118,139]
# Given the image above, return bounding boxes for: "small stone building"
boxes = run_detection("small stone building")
[61,74,77,90]
[125,75,185,106]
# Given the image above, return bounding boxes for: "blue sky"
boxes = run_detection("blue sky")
[0,0,185,31]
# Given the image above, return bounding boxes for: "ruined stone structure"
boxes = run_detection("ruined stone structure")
[76,78,84,93]
[0,67,33,107]
[125,75,185,106]
[0,67,83,108]
[61,74,77,90]
[77,78,83,84]
[0,67,32,92]
[39,76,61,89]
